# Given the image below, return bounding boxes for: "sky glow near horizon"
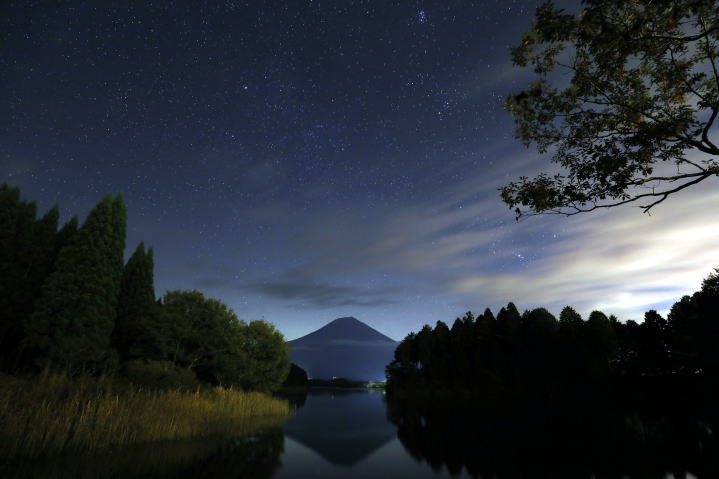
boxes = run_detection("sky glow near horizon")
[2,1,718,342]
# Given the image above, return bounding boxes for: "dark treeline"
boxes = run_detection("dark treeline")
[386,269,719,395]
[0,184,289,391]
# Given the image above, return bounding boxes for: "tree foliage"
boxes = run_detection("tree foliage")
[238,320,291,391]
[159,290,290,390]
[0,185,79,371]
[22,194,126,371]
[501,0,719,218]
[0,185,292,391]
[113,242,161,360]
[387,268,719,394]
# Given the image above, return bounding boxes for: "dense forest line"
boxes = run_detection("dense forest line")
[386,269,719,395]
[0,184,290,391]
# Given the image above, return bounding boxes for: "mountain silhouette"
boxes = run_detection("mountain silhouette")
[288,317,397,381]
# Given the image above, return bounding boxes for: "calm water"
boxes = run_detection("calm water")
[6,388,717,478]
[271,389,714,478]
[275,389,469,478]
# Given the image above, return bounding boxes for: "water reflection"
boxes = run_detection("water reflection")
[6,388,717,478]
[179,427,283,478]
[386,387,719,478]
[2,422,285,479]
[282,389,394,467]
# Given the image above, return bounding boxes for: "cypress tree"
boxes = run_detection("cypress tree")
[22,194,127,371]
[21,207,60,312]
[0,185,22,280]
[0,186,39,368]
[0,185,24,357]
[113,242,161,359]
[54,216,79,259]
[2,206,61,370]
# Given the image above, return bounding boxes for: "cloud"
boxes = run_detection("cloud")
[246,280,398,308]
[288,148,719,321]
[449,179,719,319]
[194,277,230,288]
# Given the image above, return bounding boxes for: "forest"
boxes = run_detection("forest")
[386,270,719,396]
[0,184,292,461]
[0,183,290,390]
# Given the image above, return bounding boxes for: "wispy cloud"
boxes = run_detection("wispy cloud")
[451,182,719,319]
[288,149,719,321]
[246,279,397,308]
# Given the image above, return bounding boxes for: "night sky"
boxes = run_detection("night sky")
[3,1,718,341]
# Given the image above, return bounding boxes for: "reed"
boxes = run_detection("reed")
[0,371,291,460]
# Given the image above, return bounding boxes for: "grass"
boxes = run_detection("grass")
[0,371,291,461]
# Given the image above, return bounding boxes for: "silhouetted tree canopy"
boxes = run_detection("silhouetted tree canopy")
[158,290,290,390]
[113,242,162,360]
[283,362,309,388]
[0,185,291,392]
[387,268,719,396]
[0,185,79,369]
[23,194,126,371]
[501,1,719,218]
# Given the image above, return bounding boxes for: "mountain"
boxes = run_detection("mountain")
[288,317,397,382]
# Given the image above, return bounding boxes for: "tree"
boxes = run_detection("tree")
[665,269,719,377]
[1,206,62,369]
[22,194,127,371]
[239,320,291,391]
[113,242,161,360]
[0,185,80,371]
[501,1,719,219]
[386,332,418,390]
[283,362,309,388]
[0,187,37,367]
[160,290,246,383]
[638,310,670,375]
[521,308,560,386]
[159,290,290,390]
[559,306,583,325]
[585,310,619,376]
[692,268,719,376]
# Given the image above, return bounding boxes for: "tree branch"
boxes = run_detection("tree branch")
[669,48,707,104]
[702,106,719,150]
[514,170,717,220]
[565,173,714,215]
[635,25,719,43]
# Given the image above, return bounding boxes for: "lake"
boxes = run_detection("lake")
[271,388,714,478]
[5,387,717,478]
[274,389,471,478]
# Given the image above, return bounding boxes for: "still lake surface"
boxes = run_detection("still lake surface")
[7,387,715,478]
[274,389,470,478]
[269,389,711,479]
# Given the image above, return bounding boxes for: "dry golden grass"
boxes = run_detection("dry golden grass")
[0,371,291,460]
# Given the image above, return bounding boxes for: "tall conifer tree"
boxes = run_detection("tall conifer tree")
[1,206,60,369]
[0,186,39,368]
[23,194,127,371]
[0,185,22,281]
[0,185,24,357]
[113,242,160,359]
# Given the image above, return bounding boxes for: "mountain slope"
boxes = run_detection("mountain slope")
[288,317,397,382]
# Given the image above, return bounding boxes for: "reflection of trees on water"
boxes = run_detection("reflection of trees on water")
[4,427,284,479]
[180,427,284,479]
[387,387,719,478]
